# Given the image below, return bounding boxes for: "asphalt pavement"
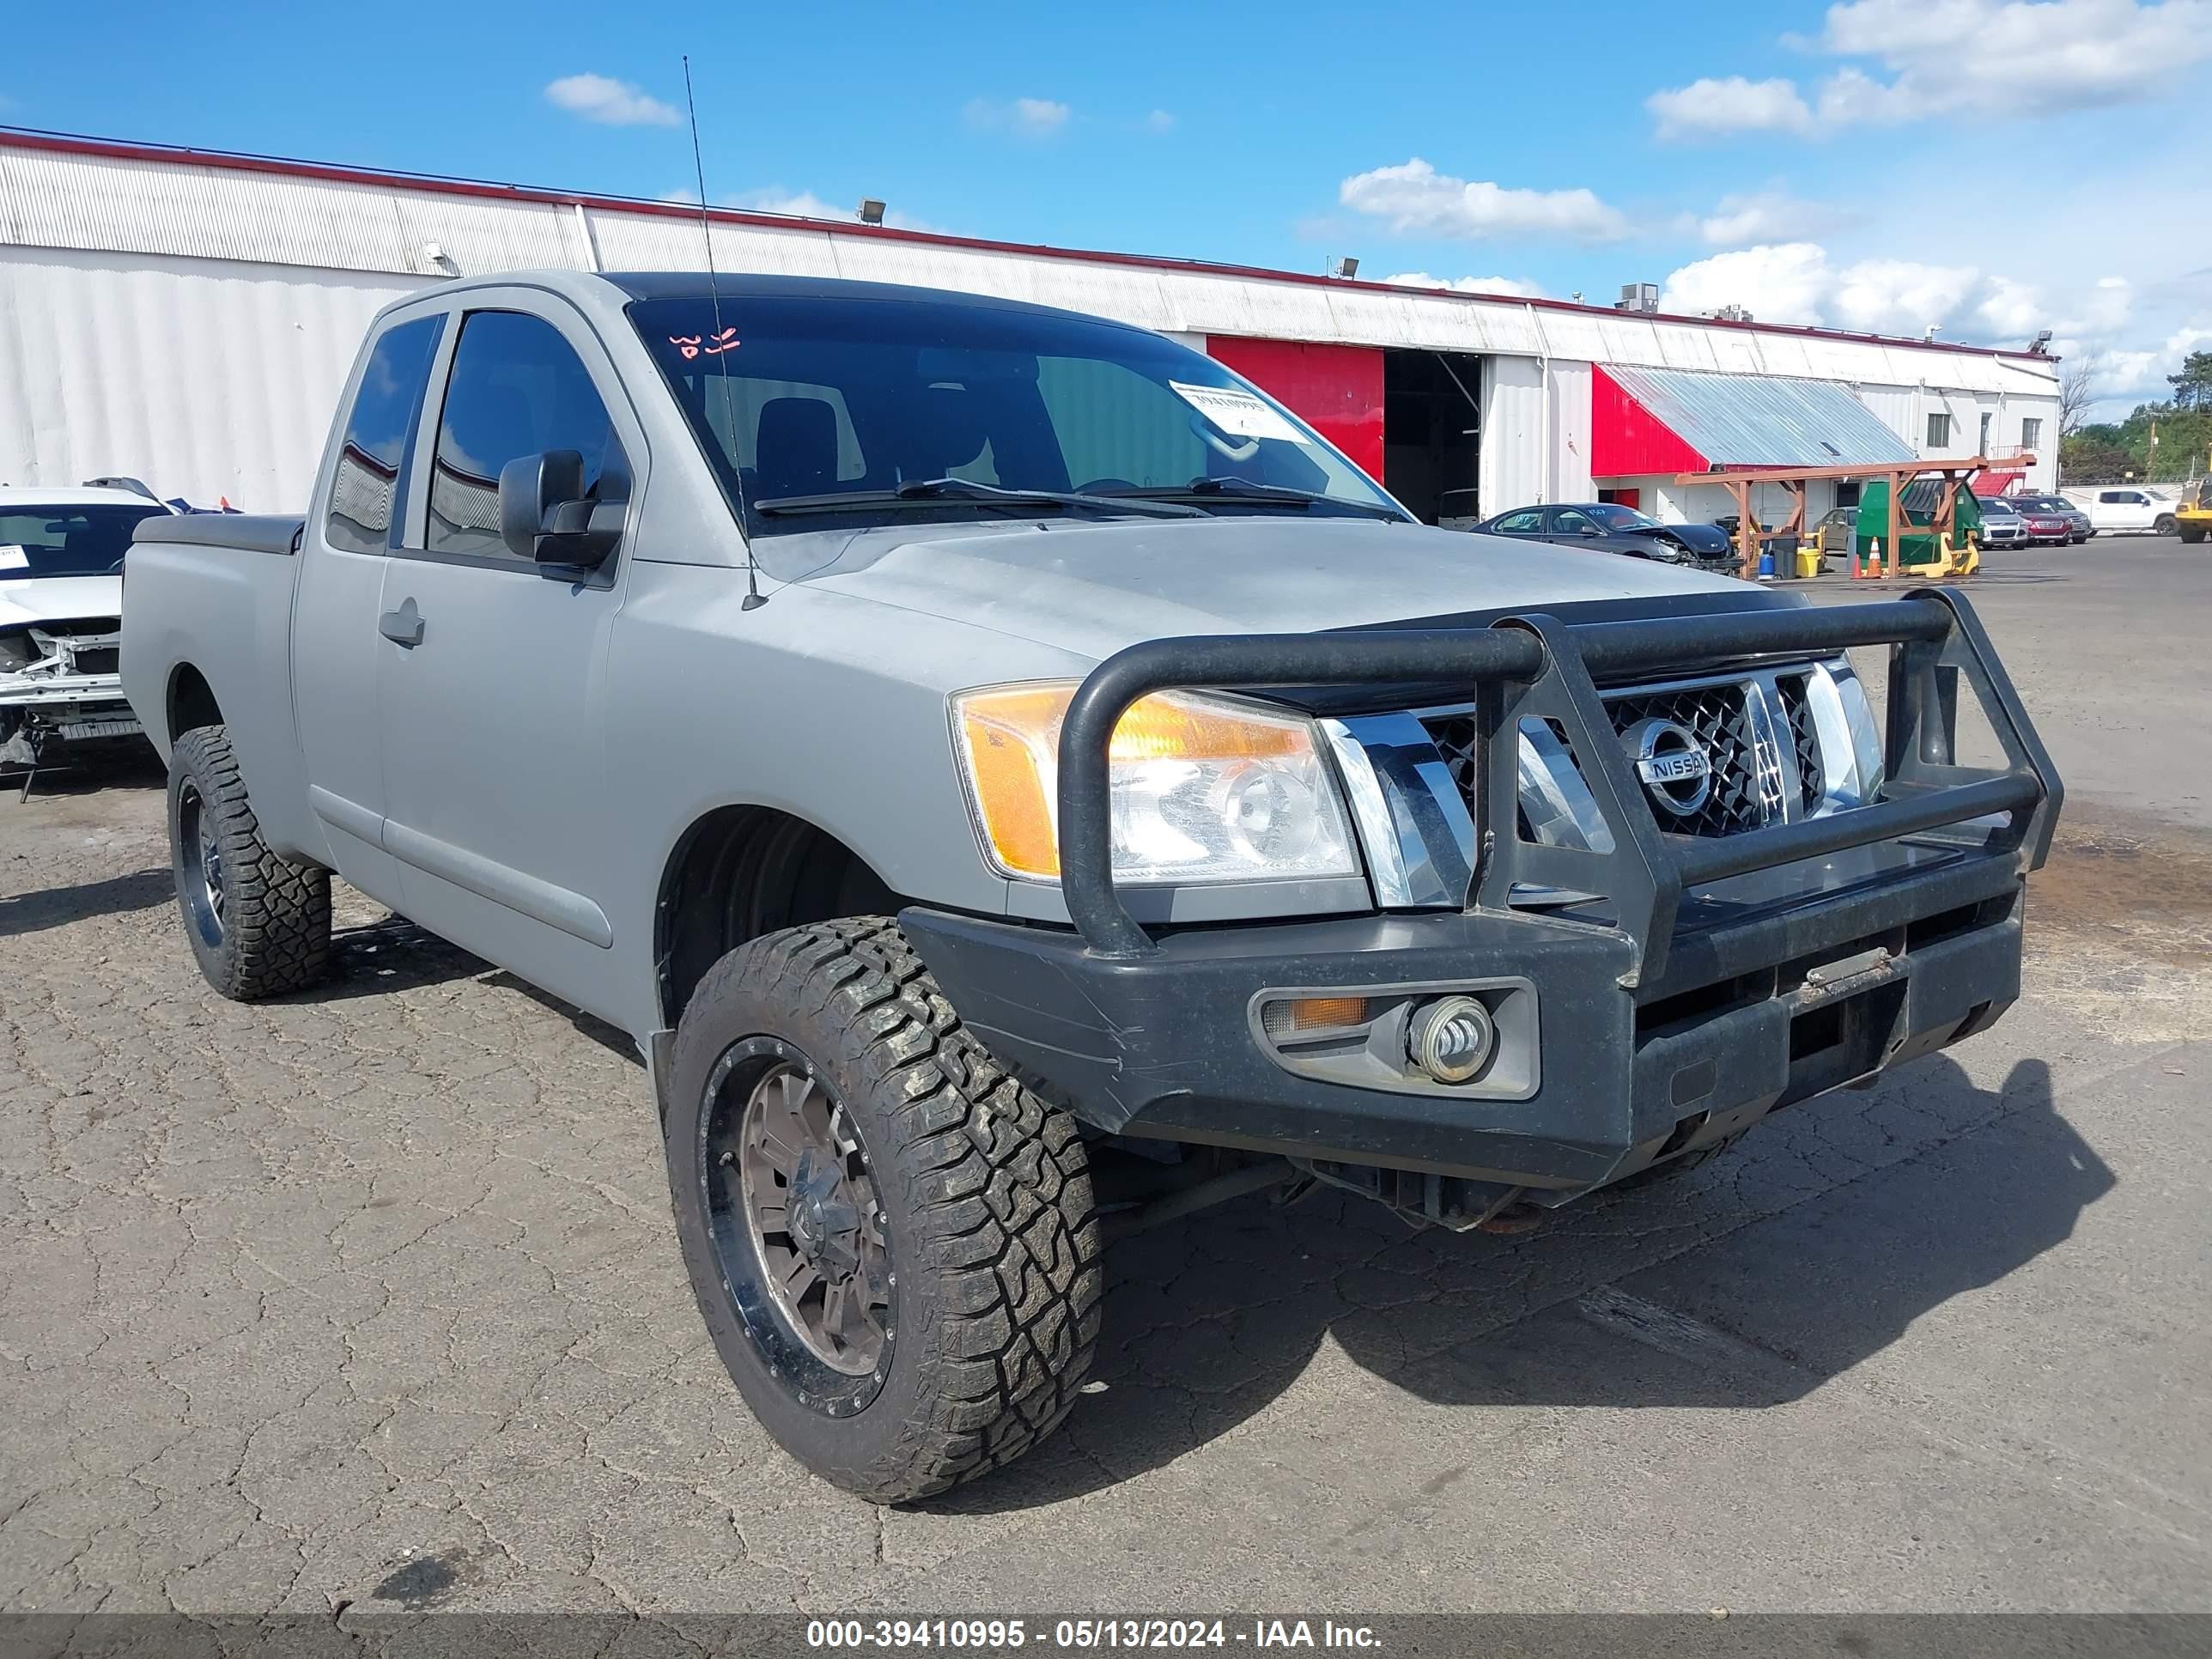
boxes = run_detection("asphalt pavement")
[1,533,2205,1615]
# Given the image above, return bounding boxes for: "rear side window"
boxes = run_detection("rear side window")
[425,311,629,561]
[1494,509,1543,532]
[326,315,443,555]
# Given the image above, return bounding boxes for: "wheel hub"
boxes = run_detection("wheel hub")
[786,1147,864,1279]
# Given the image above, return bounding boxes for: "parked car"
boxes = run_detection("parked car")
[124,270,2062,1504]
[2078,486,2179,535]
[2009,494,2094,543]
[2002,496,2075,545]
[1975,494,2028,547]
[1474,501,1739,570]
[0,482,172,787]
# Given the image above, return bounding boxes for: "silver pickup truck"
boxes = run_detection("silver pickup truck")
[125,270,2062,1504]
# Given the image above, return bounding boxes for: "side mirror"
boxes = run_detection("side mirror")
[499,450,622,568]
[1579,524,1602,537]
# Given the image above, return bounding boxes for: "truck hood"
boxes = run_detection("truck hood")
[0,575,124,628]
[790,516,1758,661]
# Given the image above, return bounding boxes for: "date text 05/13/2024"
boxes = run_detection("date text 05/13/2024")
[805,1620,1383,1650]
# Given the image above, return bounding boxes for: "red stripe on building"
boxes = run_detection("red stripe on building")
[1207,337,1385,480]
[1590,363,1707,478]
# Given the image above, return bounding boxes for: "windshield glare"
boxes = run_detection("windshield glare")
[629,295,1403,535]
[0,505,167,580]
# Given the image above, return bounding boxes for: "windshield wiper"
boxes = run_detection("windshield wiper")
[754,477,1203,520]
[1105,477,1407,520]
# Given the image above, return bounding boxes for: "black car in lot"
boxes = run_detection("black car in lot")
[1475,501,1739,571]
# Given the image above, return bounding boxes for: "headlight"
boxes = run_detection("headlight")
[952,683,1359,885]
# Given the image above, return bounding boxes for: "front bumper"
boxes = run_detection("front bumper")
[908,588,2058,1208]
[904,840,2024,1200]
[0,674,140,741]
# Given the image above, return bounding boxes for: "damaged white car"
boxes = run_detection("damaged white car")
[0,483,173,787]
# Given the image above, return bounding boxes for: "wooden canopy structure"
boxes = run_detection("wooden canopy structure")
[1675,454,2036,579]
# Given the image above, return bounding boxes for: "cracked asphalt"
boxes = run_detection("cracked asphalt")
[3,539,2208,1615]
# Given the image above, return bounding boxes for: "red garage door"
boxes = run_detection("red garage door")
[1206,337,1385,481]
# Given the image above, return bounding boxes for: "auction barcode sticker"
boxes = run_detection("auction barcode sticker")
[1169,382,1310,445]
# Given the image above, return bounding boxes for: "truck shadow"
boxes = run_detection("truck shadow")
[929,1053,2111,1512]
[0,866,173,936]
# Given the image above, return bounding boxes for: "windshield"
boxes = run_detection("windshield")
[629,295,1404,536]
[0,504,167,580]
[1583,503,1662,532]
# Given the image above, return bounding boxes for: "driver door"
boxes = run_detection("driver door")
[372,291,646,1021]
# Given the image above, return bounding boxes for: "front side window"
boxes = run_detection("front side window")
[1553,508,1602,535]
[1927,412,1953,448]
[426,311,629,560]
[629,295,1401,537]
[0,505,167,580]
[326,314,443,555]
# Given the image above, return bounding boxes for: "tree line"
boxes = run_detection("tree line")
[2061,350,2212,482]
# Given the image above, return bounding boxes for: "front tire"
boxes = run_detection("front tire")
[2154,514,2178,536]
[666,918,1103,1503]
[166,725,331,1000]
[2182,526,2205,544]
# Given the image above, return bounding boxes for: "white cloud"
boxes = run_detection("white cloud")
[965,96,1071,137]
[1660,243,1835,325]
[1651,0,2212,137]
[1339,158,1629,242]
[1831,258,1982,334]
[1646,76,1814,139]
[1382,271,1546,299]
[1144,109,1176,133]
[1697,190,1852,246]
[544,73,680,128]
[1658,241,2154,378]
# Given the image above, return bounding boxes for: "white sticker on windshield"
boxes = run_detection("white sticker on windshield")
[1169,381,1311,445]
[0,545,27,570]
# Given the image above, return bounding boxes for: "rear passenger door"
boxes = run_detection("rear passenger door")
[295,307,447,907]
[372,292,645,1021]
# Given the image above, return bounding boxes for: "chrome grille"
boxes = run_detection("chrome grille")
[1603,682,1782,836]
[1775,674,1823,813]
[1417,672,1821,843]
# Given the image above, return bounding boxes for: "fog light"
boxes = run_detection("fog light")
[1408,995,1495,1085]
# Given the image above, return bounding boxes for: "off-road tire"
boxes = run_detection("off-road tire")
[666,917,1103,1503]
[166,725,331,1000]
[2154,514,2178,536]
[2181,526,2205,544]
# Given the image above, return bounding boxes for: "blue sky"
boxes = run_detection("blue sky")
[9,0,2207,414]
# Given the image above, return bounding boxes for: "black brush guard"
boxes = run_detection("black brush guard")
[1054,588,2061,979]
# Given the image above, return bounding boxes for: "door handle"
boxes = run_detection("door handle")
[379,598,424,647]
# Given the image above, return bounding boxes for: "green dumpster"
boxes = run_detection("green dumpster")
[1855,481,1983,568]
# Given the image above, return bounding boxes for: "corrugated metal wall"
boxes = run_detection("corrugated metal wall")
[1480,355,1547,511]
[0,247,432,506]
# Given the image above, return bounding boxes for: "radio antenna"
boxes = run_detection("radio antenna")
[684,54,766,611]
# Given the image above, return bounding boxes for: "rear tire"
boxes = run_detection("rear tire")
[2181,526,2205,544]
[665,917,1103,1503]
[166,725,331,1000]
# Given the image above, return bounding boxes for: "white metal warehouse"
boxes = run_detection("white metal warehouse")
[0,131,2062,524]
